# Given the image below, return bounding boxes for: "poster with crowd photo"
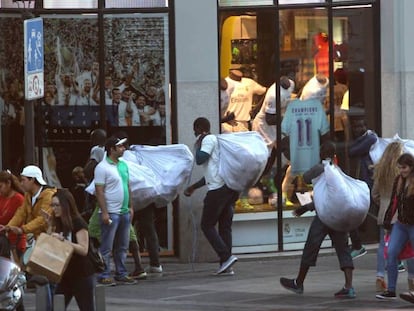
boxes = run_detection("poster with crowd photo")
[0,14,168,141]
[103,14,168,129]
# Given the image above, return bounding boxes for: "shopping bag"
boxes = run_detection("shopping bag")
[217,131,268,192]
[26,233,74,283]
[313,161,370,232]
[384,233,414,260]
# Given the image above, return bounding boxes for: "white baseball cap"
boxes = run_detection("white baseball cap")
[21,165,47,185]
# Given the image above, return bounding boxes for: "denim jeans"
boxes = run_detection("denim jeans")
[201,185,239,264]
[301,215,353,270]
[376,226,386,278]
[99,212,131,279]
[136,203,160,267]
[386,221,414,291]
[379,225,414,279]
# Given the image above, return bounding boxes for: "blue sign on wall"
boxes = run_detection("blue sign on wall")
[24,18,44,100]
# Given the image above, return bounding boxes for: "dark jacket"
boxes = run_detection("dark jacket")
[384,176,414,227]
[348,130,377,189]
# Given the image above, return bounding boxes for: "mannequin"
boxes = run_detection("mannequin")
[251,76,295,204]
[222,69,266,133]
[282,75,330,204]
[313,32,330,77]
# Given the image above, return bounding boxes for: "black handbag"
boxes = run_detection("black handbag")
[88,238,105,273]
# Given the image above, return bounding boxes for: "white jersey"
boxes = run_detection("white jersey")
[225,77,266,122]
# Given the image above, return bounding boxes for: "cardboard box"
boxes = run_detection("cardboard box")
[27,232,74,283]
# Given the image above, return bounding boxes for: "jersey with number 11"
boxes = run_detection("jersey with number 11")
[282,98,329,175]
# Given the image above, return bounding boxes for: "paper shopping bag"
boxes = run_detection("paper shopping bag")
[26,232,74,283]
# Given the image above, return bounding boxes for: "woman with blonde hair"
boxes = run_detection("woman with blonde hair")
[372,142,406,292]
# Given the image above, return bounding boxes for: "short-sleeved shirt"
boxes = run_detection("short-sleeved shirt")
[200,134,225,191]
[94,156,130,214]
[61,217,95,282]
[282,98,330,175]
[225,77,266,121]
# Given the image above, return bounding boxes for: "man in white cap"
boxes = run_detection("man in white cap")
[0,165,56,239]
[95,136,136,286]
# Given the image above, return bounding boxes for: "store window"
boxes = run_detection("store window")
[219,2,378,252]
[219,0,272,6]
[43,0,97,8]
[0,0,34,8]
[105,0,168,8]
[103,13,170,145]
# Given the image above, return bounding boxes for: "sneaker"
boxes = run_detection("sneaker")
[400,291,414,303]
[213,267,234,276]
[399,262,406,273]
[351,247,367,259]
[114,275,137,285]
[240,198,254,210]
[376,290,397,300]
[129,270,147,280]
[279,277,303,294]
[216,255,238,274]
[376,277,387,293]
[334,287,356,299]
[145,265,163,274]
[97,277,116,287]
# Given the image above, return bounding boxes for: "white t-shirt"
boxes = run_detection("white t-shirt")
[94,158,128,214]
[200,134,224,191]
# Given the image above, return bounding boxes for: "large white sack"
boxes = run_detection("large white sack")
[125,144,194,206]
[370,134,414,164]
[84,160,161,210]
[217,131,268,192]
[124,160,162,210]
[313,161,370,232]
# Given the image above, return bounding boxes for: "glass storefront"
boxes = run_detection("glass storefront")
[219,0,380,251]
[0,1,173,254]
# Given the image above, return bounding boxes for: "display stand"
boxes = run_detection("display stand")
[232,207,331,254]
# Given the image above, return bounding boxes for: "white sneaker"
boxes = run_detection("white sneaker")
[145,265,163,274]
[216,255,238,274]
[214,268,234,276]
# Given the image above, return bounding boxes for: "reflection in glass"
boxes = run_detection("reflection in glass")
[219,0,272,7]
[105,0,168,8]
[43,0,97,8]
[278,0,325,4]
[103,14,168,145]
[0,0,34,8]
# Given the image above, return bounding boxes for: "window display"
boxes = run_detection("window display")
[220,5,377,218]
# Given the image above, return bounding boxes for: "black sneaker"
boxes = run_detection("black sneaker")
[280,277,303,294]
[400,291,414,303]
[376,290,397,300]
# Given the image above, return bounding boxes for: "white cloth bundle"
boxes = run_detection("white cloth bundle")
[125,144,194,207]
[369,134,414,164]
[217,131,268,192]
[313,161,370,232]
[84,160,161,210]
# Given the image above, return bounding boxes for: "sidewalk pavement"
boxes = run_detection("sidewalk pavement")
[24,244,414,310]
